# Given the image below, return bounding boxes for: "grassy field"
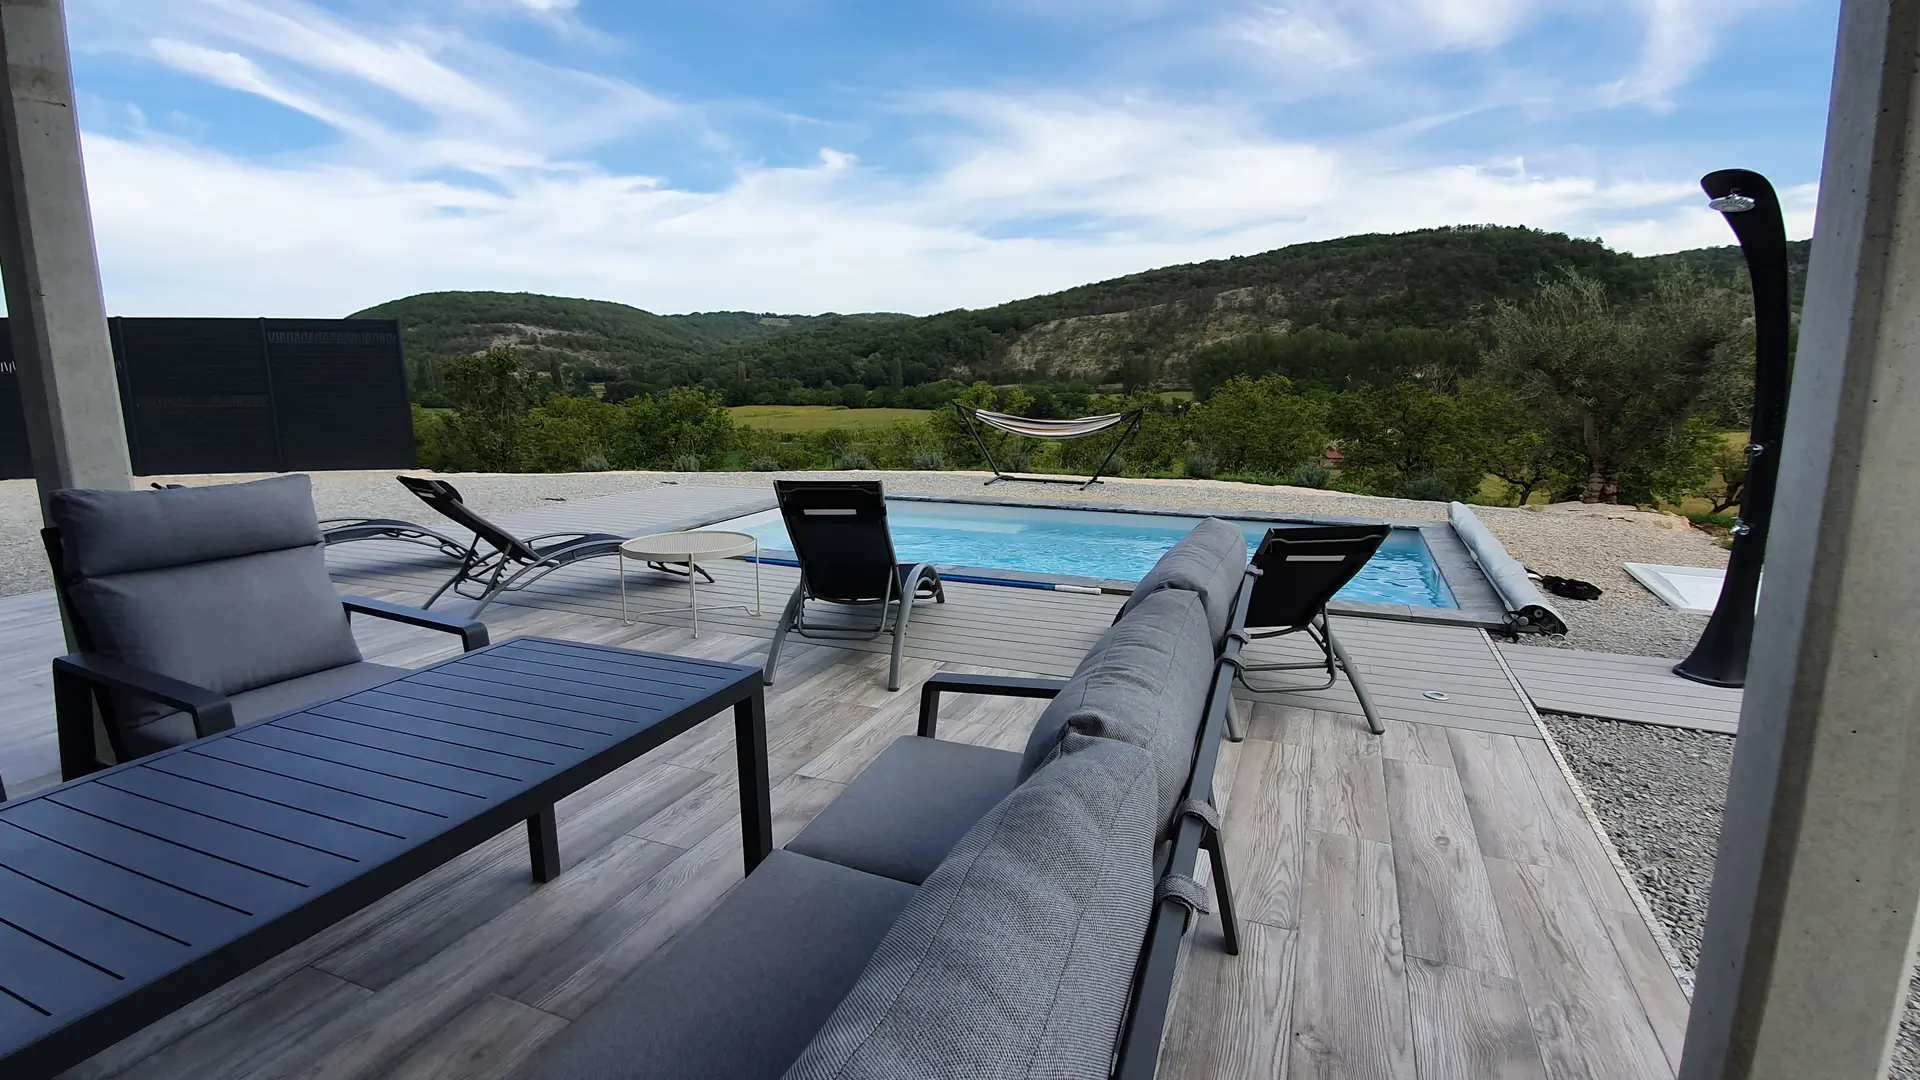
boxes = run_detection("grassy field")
[729,405,931,432]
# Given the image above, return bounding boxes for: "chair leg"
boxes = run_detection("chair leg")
[764,585,806,686]
[1326,620,1384,735]
[888,598,916,692]
[1200,821,1242,956]
[53,668,102,781]
[1224,696,1247,743]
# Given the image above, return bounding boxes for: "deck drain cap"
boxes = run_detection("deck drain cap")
[1422,690,1451,701]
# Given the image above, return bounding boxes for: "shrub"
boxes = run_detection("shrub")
[835,451,875,470]
[1105,453,1127,478]
[913,450,945,471]
[1401,474,1457,502]
[1000,448,1031,473]
[1184,451,1218,480]
[1290,461,1332,489]
[748,455,781,472]
[580,452,611,472]
[672,453,702,472]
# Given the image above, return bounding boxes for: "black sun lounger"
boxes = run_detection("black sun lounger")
[397,476,709,619]
[1236,524,1390,735]
[763,480,943,692]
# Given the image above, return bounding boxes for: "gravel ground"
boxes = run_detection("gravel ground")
[1476,505,1728,659]
[1545,712,1920,1074]
[0,468,1730,660]
[1541,714,1731,974]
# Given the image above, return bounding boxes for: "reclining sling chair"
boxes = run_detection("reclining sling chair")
[1234,524,1390,736]
[763,480,943,692]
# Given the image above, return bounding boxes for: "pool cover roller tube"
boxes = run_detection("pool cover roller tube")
[1448,502,1567,635]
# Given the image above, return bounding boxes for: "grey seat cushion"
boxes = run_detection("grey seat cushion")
[525,850,917,1080]
[782,739,1161,1080]
[785,735,1022,886]
[48,476,364,734]
[1020,587,1218,824]
[122,662,408,759]
[1115,516,1248,644]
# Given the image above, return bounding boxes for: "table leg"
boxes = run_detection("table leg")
[689,556,699,636]
[528,807,560,882]
[733,690,773,875]
[620,558,628,624]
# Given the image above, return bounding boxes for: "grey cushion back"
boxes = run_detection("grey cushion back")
[48,476,363,731]
[1020,587,1217,824]
[782,738,1160,1080]
[1116,516,1248,644]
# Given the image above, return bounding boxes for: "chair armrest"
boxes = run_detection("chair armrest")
[342,596,490,651]
[51,654,236,738]
[917,672,1067,738]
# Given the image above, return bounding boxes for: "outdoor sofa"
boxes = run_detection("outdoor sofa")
[523,517,1257,1080]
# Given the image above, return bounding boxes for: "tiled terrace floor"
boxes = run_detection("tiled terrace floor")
[0,485,1692,1078]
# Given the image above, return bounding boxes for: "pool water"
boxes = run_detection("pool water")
[716,500,1457,609]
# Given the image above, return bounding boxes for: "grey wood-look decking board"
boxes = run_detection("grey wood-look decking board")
[1498,643,1742,733]
[0,588,1687,1079]
[0,638,767,1080]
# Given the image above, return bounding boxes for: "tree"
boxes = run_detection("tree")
[622,387,736,467]
[1704,440,1749,514]
[1485,270,1746,503]
[1327,381,1481,499]
[441,346,540,470]
[1187,376,1328,477]
[1456,383,1569,506]
[1619,418,1722,506]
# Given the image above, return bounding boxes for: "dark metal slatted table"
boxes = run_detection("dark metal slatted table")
[0,636,769,1080]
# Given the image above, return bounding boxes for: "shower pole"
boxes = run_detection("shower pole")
[1674,169,1793,688]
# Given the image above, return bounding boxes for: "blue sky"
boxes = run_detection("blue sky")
[65,0,1839,318]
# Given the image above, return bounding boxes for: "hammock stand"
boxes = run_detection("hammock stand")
[954,404,1144,490]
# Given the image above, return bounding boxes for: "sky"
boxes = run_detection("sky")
[65,0,1840,318]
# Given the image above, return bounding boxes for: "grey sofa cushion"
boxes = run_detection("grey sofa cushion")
[121,662,407,759]
[1115,516,1248,644]
[49,476,364,735]
[782,739,1161,1080]
[525,850,917,1080]
[785,735,1022,886]
[48,475,326,577]
[1020,587,1217,824]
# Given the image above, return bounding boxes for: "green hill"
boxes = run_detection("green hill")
[1649,238,1812,304]
[350,291,908,384]
[366,227,1801,402]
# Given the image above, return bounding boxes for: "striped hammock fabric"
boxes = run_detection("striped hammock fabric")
[965,408,1133,440]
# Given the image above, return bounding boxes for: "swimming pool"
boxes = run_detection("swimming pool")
[712,500,1457,609]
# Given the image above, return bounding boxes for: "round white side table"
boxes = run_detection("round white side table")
[619,531,762,636]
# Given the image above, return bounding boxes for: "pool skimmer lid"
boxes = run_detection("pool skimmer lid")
[1422,690,1451,701]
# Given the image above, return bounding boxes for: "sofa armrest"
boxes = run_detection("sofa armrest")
[343,596,490,651]
[917,673,1067,738]
[51,654,236,739]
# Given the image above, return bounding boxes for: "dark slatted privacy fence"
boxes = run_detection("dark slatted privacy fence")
[0,317,414,479]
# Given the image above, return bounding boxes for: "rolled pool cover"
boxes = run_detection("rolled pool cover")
[1448,502,1568,635]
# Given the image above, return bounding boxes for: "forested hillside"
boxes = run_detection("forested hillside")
[365,227,1802,406]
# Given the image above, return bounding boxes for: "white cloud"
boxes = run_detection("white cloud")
[1604,0,1735,108]
[64,0,1801,320]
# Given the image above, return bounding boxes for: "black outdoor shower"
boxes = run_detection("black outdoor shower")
[1673,169,1793,688]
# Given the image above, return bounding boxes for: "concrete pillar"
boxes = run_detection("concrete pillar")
[0,0,129,515]
[1679,1,1920,1077]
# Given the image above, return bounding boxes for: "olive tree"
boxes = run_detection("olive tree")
[1485,270,1746,503]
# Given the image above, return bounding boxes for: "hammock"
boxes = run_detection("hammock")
[954,404,1144,489]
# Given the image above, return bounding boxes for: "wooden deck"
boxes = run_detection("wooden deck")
[0,483,1693,1078]
[1498,644,1744,734]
